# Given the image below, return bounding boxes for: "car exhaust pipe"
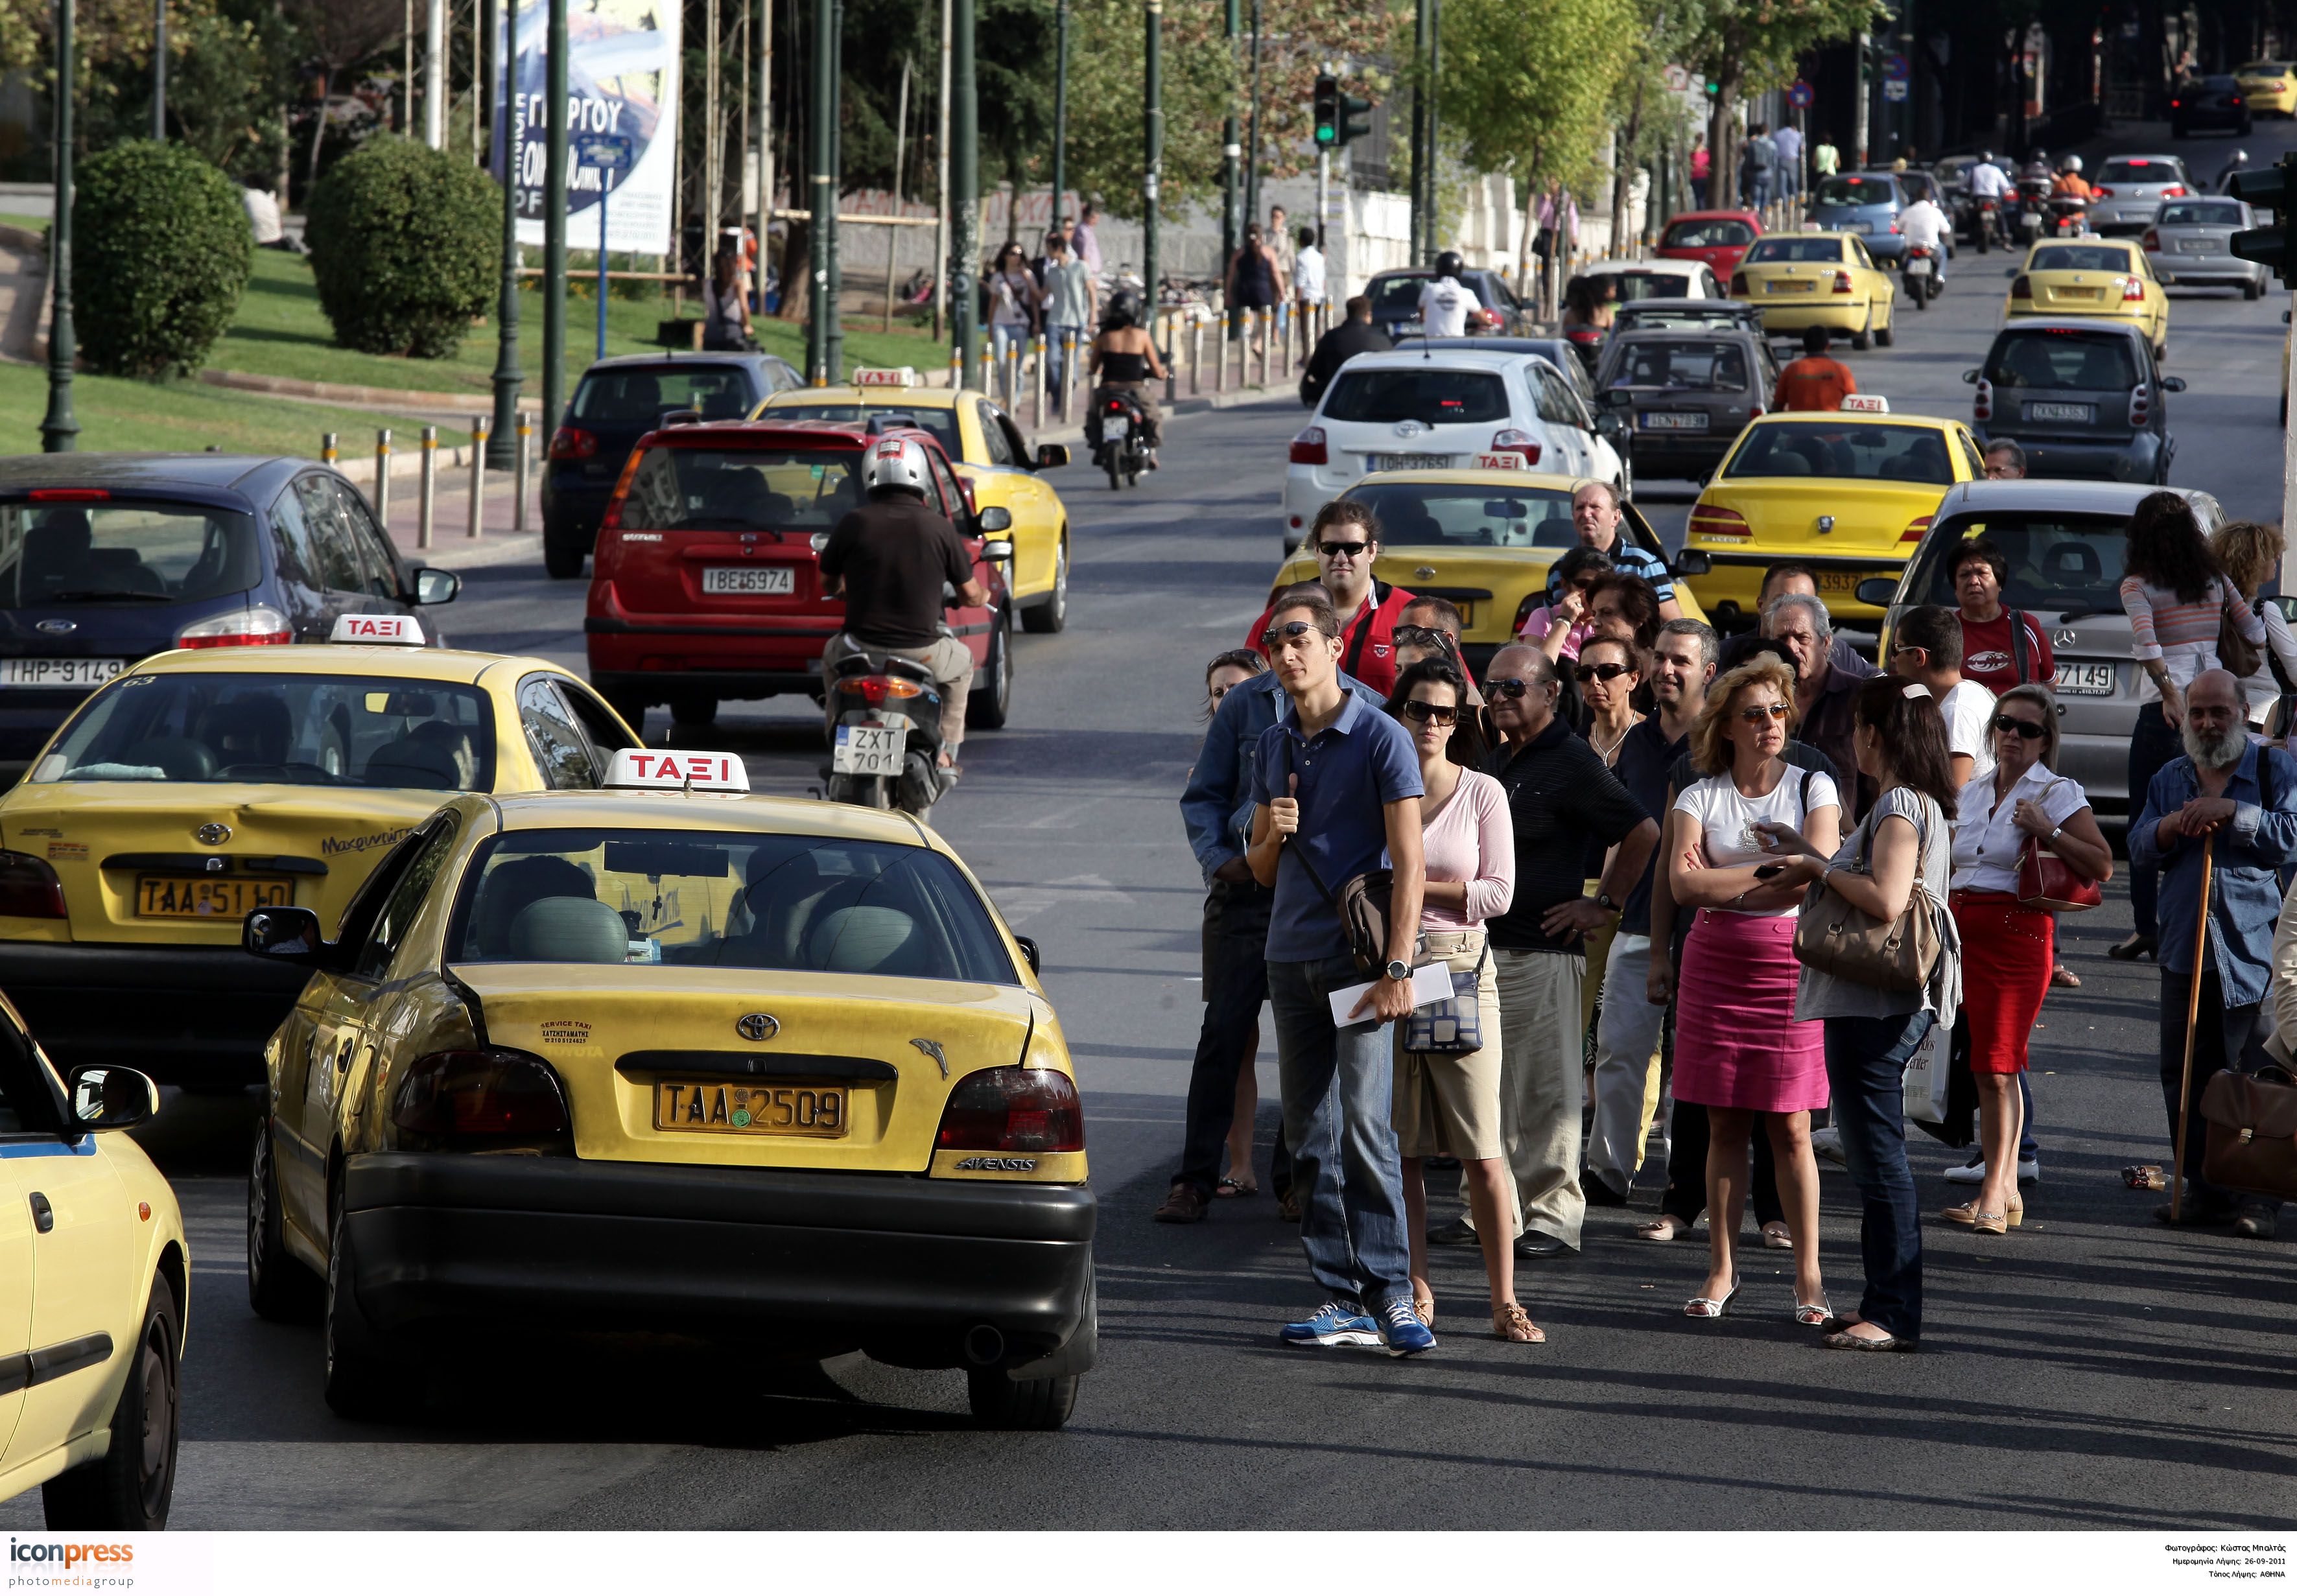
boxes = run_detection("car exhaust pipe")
[963,1324,1007,1367]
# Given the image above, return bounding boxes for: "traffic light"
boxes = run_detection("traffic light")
[1312,72,1374,149]
[2232,152,2297,287]
[1703,77,1721,100]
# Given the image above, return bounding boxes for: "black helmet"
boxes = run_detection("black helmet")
[1434,250,1465,279]
[1101,289,1140,330]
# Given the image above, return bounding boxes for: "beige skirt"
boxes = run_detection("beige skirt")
[1392,929,1507,1161]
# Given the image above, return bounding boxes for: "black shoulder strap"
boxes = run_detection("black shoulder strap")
[2009,609,2031,685]
[1343,585,1387,679]
[1271,733,1344,912]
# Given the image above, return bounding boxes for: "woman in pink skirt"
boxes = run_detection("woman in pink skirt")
[1664,658,1841,1323]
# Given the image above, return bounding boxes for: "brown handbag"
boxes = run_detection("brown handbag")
[2199,1066,2297,1203]
[1793,800,1943,994]
[2219,598,2263,681]
[2015,779,2104,913]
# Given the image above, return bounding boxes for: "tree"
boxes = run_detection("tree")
[281,0,405,196]
[305,137,499,357]
[75,139,252,377]
[1685,0,1879,207]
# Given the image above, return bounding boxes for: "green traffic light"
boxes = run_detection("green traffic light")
[1315,126,1337,145]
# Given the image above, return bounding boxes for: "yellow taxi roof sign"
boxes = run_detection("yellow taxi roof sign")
[604,748,749,793]
[852,367,919,388]
[1839,393,1890,414]
[331,613,424,646]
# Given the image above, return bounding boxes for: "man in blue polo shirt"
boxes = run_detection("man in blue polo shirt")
[1545,481,1682,622]
[1245,592,1431,1354]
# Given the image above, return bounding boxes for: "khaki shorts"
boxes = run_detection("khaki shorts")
[1392,930,1507,1162]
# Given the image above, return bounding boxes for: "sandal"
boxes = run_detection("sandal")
[1822,1327,1918,1353]
[1942,1199,2023,1228]
[2123,1163,2167,1191]
[2051,963,2082,989]
[1413,1291,1437,1328]
[1793,1298,1832,1328]
[1684,1277,1740,1319]
[1214,1174,1257,1199]
[1761,1221,1795,1250]
[1492,1302,1545,1343]
[1634,1214,1697,1241]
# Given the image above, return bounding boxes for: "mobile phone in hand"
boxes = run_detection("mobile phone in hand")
[1754,863,1785,880]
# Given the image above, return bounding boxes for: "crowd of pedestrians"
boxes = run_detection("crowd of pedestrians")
[1163,484,2297,1357]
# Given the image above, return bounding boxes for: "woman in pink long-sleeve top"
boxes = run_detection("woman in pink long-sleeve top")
[1384,659,1536,1343]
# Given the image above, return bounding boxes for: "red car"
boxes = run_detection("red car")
[1656,210,1765,279]
[585,419,1015,735]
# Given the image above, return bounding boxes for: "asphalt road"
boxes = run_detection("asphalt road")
[11,133,2297,1528]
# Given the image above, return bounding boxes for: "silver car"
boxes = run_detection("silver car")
[2089,154,2193,235]
[1859,479,2224,815]
[2148,195,2271,298]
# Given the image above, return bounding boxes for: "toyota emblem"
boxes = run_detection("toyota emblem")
[1393,419,1430,438]
[736,1013,779,1042]
[196,822,231,845]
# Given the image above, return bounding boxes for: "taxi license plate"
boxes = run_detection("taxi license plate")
[1817,570,1867,595]
[2055,287,2104,301]
[1370,453,1452,471]
[1640,411,1709,430]
[833,722,906,776]
[136,875,292,919]
[654,1079,849,1137]
[1770,279,1815,293]
[2027,402,2093,422]
[0,657,125,689]
[2054,662,2116,696]
[701,566,795,595]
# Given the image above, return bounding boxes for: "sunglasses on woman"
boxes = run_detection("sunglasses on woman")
[1575,661,1633,683]
[1992,714,2047,740]
[1737,703,1791,723]
[1399,699,1459,725]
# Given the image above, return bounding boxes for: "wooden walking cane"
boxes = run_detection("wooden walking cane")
[2170,831,2217,1223]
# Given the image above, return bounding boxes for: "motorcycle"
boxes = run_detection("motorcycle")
[2015,175,2054,243]
[2048,195,2090,238]
[1972,194,2002,253]
[1088,388,1151,490]
[1903,243,1942,308]
[823,648,952,821]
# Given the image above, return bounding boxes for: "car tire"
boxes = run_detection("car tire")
[967,1368,1079,1431]
[668,693,718,727]
[2246,276,2264,300]
[41,1276,180,1531]
[1852,309,1873,352]
[1021,535,1068,633]
[543,543,586,580]
[967,605,1013,731]
[324,1197,397,1422]
[1876,310,1895,346]
[249,1118,321,1323]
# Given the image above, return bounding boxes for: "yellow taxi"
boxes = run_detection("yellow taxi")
[2237,60,2297,115]
[241,749,1094,1429]
[1266,465,1708,664]
[0,616,641,1086]
[755,369,1075,632]
[1728,231,1899,349]
[0,1010,185,1529]
[2004,237,2169,359]
[1681,406,1988,629]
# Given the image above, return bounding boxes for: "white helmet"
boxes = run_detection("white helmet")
[2062,154,2082,174]
[862,434,931,497]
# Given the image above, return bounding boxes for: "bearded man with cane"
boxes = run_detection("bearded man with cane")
[2129,669,2297,1238]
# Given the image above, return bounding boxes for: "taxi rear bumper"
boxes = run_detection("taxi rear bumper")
[338,1152,1098,1373]
[0,941,308,1082]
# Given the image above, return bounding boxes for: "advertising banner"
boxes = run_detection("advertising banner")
[494,0,681,255]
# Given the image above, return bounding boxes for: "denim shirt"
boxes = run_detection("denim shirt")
[1179,669,1382,885]
[2129,740,2297,1007]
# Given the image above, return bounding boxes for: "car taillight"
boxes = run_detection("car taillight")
[2010,275,2031,298]
[0,851,66,918]
[2162,185,2187,198]
[2123,276,2145,301]
[1833,270,1854,293]
[1290,426,1328,465]
[596,447,644,535]
[176,604,292,648]
[2130,384,2151,427]
[1730,271,1749,294]
[550,427,597,460]
[1973,377,1993,423]
[2141,228,2160,252]
[391,1048,571,1153]
[1687,505,1749,541]
[2232,95,2244,105]
[933,1067,1085,1153]
[2094,187,2115,200]
[854,674,925,707]
[1900,515,1933,544]
[2171,98,2182,108]
[1490,428,1542,465]
[26,489,106,502]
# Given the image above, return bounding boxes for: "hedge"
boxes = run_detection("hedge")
[73,141,252,379]
[305,137,499,359]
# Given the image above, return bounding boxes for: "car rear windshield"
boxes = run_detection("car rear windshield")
[618,445,862,533]
[1587,269,1694,302]
[30,673,496,788]
[1345,483,1576,549]
[1901,513,2141,616]
[1664,218,1756,249]
[1607,340,1749,392]
[1617,306,1750,331]
[762,403,960,456]
[1814,176,1895,207]
[571,366,753,425]
[0,499,261,608]
[1985,329,2139,391]
[1743,238,1846,264]
[2160,200,2244,226]
[1321,368,1511,425]
[1726,422,1955,485]
[2031,244,2137,273]
[446,827,1017,981]
[2099,158,2180,185]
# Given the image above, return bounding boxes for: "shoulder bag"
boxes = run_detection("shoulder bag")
[1402,941,1487,1055]
[2016,777,2104,913]
[1792,798,1943,993]
[2219,585,2263,681]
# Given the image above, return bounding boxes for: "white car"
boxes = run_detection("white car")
[1583,257,1731,301]
[1284,349,1627,550]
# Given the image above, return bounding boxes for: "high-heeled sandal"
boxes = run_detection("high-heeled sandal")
[1941,1199,2023,1228]
[1492,1302,1544,1343]
[1413,1292,1436,1328]
[1793,1297,1832,1327]
[1684,1277,1740,1319]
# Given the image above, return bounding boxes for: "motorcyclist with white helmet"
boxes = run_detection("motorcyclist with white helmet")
[817,432,987,769]
[1419,250,1473,338]
[1968,150,2011,199]
[1088,289,1167,465]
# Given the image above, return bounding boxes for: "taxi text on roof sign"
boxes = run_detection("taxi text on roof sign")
[1839,393,1891,413]
[330,613,424,646]
[605,748,749,792]
[852,367,919,388]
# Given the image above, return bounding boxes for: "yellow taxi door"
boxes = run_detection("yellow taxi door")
[970,398,1061,601]
[0,1138,32,1461]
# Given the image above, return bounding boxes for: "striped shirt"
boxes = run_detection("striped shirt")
[2119,574,2265,703]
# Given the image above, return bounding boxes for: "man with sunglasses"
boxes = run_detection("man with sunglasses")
[1242,595,1433,1353]
[1247,500,1417,696]
[1544,482,1683,622]
[1477,645,1657,1258]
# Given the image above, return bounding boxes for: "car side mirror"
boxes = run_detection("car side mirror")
[1962,368,1981,383]
[982,539,1015,562]
[413,567,460,605]
[1035,443,1070,469]
[1596,413,1628,443]
[2162,375,2187,392]
[1673,548,1712,577]
[69,1066,159,1132]
[244,905,331,967]
[1015,935,1041,976]
[2270,594,2297,626]
[977,505,1013,534]
[1856,576,1900,607]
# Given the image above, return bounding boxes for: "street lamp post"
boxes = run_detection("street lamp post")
[807,0,835,381]
[542,0,569,440]
[950,0,979,388]
[488,0,524,469]
[1243,0,1259,248]
[1050,0,1067,235]
[40,0,78,454]
[1409,0,1428,260]
[1220,0,1238,340]
[826,0,843,382]
[1142,0,1160,314]
[152,0,165,139]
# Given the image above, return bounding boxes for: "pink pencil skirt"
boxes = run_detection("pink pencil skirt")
[1673,908,1830,1115]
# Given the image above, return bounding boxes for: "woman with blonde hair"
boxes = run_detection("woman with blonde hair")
[2209,519,2297,732]
[1664,657,1841,1322]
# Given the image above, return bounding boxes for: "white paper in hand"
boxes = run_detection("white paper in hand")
[1328,963,1456,1027]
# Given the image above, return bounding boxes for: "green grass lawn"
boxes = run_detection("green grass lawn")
[0,360,471,458]
[0,214,46,233]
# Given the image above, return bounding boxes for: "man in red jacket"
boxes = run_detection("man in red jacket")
[1248,500,1416,695]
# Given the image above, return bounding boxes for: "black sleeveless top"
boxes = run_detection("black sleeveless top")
[1100,349,1151,382]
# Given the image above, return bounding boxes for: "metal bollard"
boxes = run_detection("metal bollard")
[1060,333,1075,424]
[416,426,438,549]
[374,430,392,526]
[1163,314,1177,407]
[1216,316,1229,393]
[948,345,963,390]
[1258,310,1272,388]
[513,416,531,532]
[1191,318,1203,396]
[467,416,489,539]
[321,432,338,465]
[1033,334,1047,427]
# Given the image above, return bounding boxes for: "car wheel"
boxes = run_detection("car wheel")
[1022,535,1068,633]
[249,1118,321,1322]
[324,1197,397,1422]
[1851,309,1873,351]
[667,693,718,727]
[1876,309,1896,346]
[967,1368,1079,1431]
[2246,276,2264,300]
[41,1276,180,1530]
[543,543,586,580]
[966,606,1013,731]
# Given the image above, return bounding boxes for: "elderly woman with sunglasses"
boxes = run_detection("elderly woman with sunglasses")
[1946,685,2111,1234]
[1385,659,1538,1343]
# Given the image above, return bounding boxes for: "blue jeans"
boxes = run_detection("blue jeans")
[1824,1009,1933,1341]
[1045,322,1085,393]
[2127,702,2182,941]
[1268,955,1412,1310]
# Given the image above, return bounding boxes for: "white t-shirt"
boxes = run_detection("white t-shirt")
[1968,161,2011,198]
[1673,764,1843,918]
[1295,246,1328,305]
[1419,276,1471,338]
[1898,199,1951,252]
[1940,679,1997,784]
[1951,762,2090,894]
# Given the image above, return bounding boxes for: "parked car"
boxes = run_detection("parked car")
[0,454,460,780]
[1655,210,1765,279]
[2172,75,2252,137]
[2088,154,2193,235]
[1592,327,1780,484]
[1610,296,1767,336]
[1858,480,2225,814]
[1806,172,1911,263]
[1362,267,1535,342]
[2145,195,2270,297]
[1966,319,2183,484]
[542,351,804,579]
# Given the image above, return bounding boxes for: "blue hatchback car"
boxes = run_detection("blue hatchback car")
[0,454,458,773]
[1807,172,1911,264]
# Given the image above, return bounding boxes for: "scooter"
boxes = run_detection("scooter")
[823,648,952,821]
[1903,242,1942,307]
[2048,196,2090,238]
[2016,176,2053,243]
[1972,194,2002,253]
[1087,388,1151,490]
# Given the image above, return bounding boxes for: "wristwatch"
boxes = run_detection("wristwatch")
[1595,891,1619,911]
[2049,825,2065,843]
[1385,958,1413,983]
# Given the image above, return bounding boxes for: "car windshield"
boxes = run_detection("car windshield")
[1725,423,1955,485]
[1986,329,2139,390]
[618,445,862,532]
[1743,238,1847,264]
[571,366,753,424]
[2160,200,2244,226]
[1321,367,1511,425]
[1587,269,1693,302]
[1607,340,1749,392]
[2099,158,2180,185]
[447,827,1017,982]
[1344,483,1576,549]
[1664,218,1755,248]
[2030,244,2136,273]
[1814,176,1895,207]
[1617,306,1750,331]
[1368,276,1433,316]
[764,403,960,456]
[0,499,261,607]
[30,673,496,788]
[1902,514,2143,615]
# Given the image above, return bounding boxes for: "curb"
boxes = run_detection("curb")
[400,532,544,570]
[198,366,541,417]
